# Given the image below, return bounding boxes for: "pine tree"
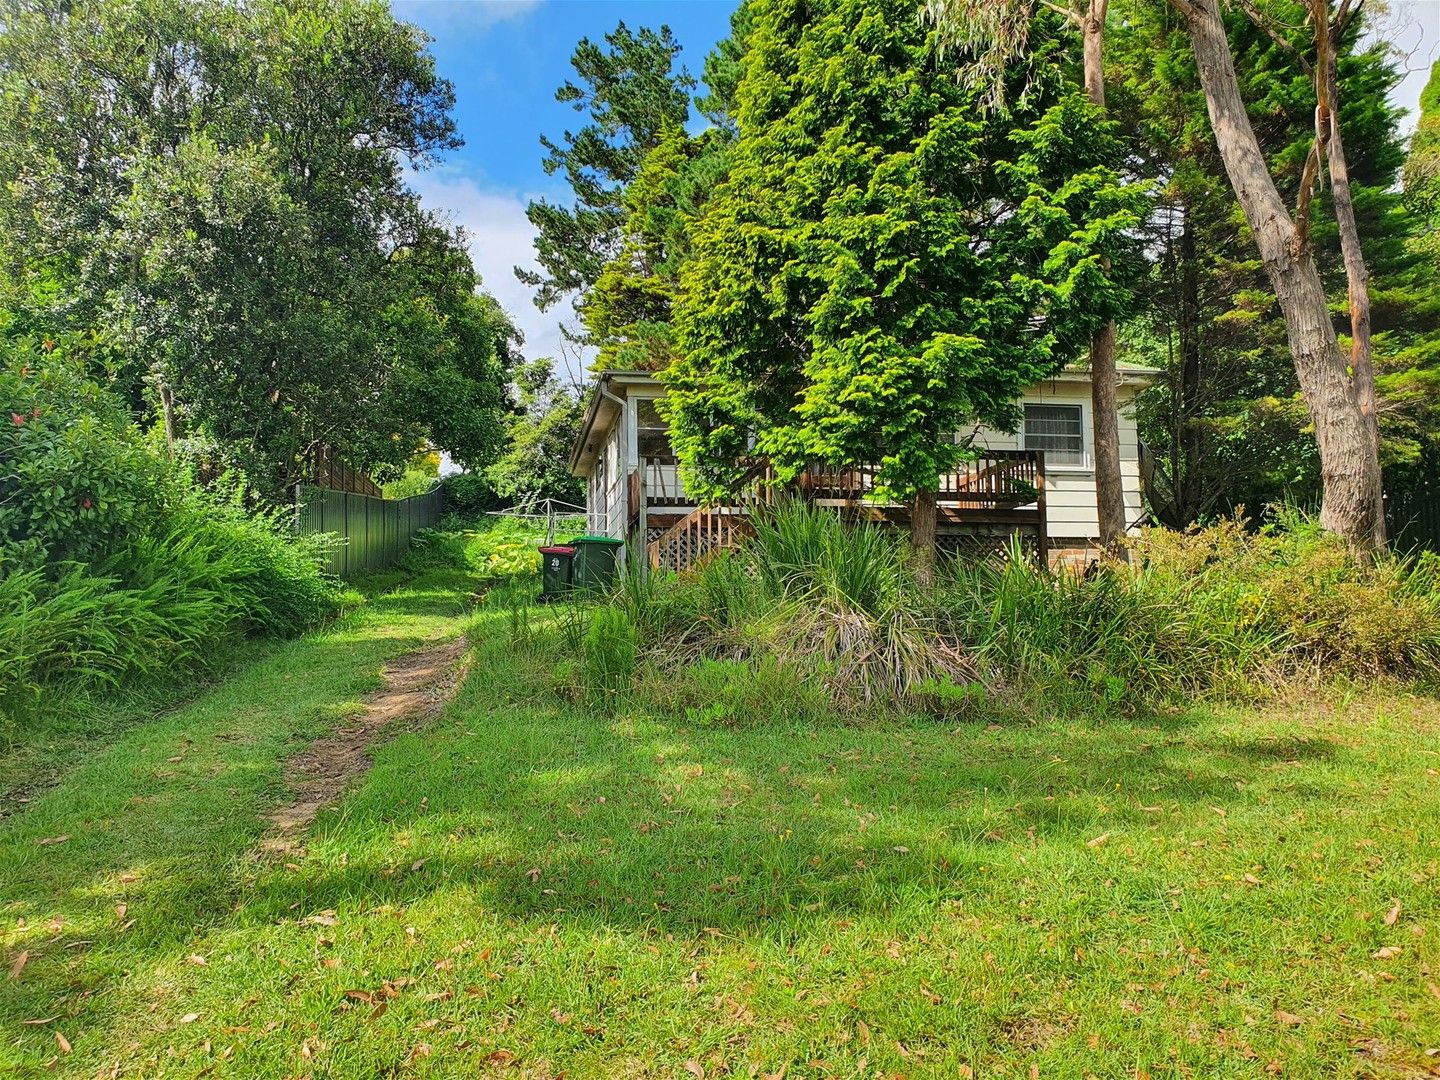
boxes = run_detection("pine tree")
[664,0,1147,572]
[518,23,695,322]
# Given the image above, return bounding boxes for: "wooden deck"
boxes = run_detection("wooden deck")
[632,451,1048,572]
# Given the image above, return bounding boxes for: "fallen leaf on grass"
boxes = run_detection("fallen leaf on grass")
[54,1031,71,1054]
[685,1061,705,1079]
[958,1068,974,1079]
[525,867,541,883]
[36,835,69,846]
[1372,946,1402,961]
[20,1016,58,1026]
[179,1013,201,1024]
[1274,1010,1304,1027]
[1243,874,1262,886]
[188,954,207,967]
[115,904,127,920]
[301,911,338,927]
[1384,901,1402,926]
[9,950,28,980]
[1087,833,1111,849]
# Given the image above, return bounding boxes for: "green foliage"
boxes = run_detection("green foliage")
[0,481,343,729]
[381,468,440,501]
[520,22,696,318]
[938,517,1440,708]
[0,337,345,728]
[440,473,503,519]
[583,124,731,372]
[664,0,1148,505]
[615,506,973,705]
[581,604,639,696]
[0,0,513,496]
[609,504,1437,719]
[1,336,164,567]
[399,517,547,580]
[485,358,586,506]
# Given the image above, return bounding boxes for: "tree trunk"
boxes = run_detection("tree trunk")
[1177,211,1204,524]
[1082,0,1127,555]
[1179,0,1382,554]
[159,380,177,453]
[1323,48,1386,545]
[911,487,938,586]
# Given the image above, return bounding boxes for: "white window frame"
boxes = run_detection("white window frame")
[1022,400,1090,472]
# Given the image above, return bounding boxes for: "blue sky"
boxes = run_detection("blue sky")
[393,0,1440,377]
[393,0,736,373]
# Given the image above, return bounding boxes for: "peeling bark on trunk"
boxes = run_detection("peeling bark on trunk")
[1180,0,1382,555]
[1082,0,1126,555]
[911,487,938,586]
[1177,213,1203,524]
[1322,49,1386,546]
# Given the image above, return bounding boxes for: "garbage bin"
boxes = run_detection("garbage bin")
[569,535,624,591]
[538,544,576,601]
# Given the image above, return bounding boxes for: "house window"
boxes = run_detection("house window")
[1023,403,1085,466]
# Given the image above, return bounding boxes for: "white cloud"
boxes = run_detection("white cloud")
[408,167,592,379]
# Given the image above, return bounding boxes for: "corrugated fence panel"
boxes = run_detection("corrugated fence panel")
[1390,487,1440,554]
[294,483,445,578]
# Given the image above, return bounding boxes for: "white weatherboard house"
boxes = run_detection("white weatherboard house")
[568,366,1159,571]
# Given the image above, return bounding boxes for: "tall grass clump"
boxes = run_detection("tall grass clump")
[1,337,346,732]
[940,515,1440,706]
[609,504,1438,721]
[618,501,974,706]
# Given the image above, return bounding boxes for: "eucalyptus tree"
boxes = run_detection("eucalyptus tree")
[927,0,1386,552]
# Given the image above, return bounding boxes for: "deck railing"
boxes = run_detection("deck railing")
[803,450,1044,508]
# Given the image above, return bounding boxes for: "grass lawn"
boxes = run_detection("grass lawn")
[2,563,1439,1078]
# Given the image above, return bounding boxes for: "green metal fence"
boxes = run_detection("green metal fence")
[294,483,444,577]
[1389,486,1440,555]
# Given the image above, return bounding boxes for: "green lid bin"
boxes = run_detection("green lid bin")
[569,535,624,591]
[538,544,576,602]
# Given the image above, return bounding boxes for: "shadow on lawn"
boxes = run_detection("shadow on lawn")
[0,578,476,1064]
[232,663,1366,940]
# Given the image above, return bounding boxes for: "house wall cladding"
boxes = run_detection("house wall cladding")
[294,483,444,577]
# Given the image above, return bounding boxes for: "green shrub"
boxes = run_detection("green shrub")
[611,505,1438,719]
[0,336,165,567]
[440,472,501,519]
[0,472,346,730]
[381,467,440,500]
[582,605,638,696]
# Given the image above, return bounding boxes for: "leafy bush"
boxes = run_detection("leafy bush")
[1,337,165,567]
[399,518,544,579]
[0,338,348,728]
[440,472,501,519]
[0,489,344,728]
[616,505,975,705]
[581,605,638,696]
[605,505,1439,720]
[381,466,440,500]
